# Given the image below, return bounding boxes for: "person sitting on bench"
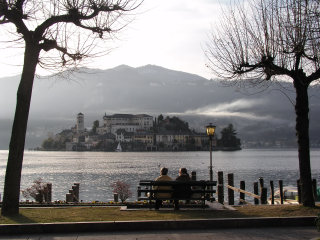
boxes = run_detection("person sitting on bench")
[173,167,191,210]
[154,167,172,210]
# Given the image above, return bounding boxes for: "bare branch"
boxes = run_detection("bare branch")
[206,0,320,84]
[0,17,10,24]
[35,1,141,39]
[308,68,320,82]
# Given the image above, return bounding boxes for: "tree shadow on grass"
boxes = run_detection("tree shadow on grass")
[1,213,36,224]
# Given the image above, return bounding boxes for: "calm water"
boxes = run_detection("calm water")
[0,149,319,202]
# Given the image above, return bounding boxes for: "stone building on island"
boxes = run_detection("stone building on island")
[49,112,213,152]
[96,113,153,135]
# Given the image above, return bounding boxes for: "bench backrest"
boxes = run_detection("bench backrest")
[139,180,217,187]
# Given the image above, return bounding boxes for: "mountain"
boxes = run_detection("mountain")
[0,64,319,149]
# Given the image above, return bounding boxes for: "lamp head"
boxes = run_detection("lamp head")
[206,123,216,137]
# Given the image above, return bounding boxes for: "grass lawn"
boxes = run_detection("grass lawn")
[0,204,319,224]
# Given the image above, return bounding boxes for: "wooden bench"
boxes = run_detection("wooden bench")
[137,180,217,209]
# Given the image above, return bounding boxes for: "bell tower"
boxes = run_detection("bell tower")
[77,113,84,133]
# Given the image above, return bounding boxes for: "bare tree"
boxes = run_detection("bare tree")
[111,180,132,203]
[21,178,50,203]
[0,0,142,216]
[205,0,319,207]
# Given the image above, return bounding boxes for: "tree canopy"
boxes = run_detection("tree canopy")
[217,124,241,150]
[0,0,142,71]
[91,120,100,135]
[205,0,319,206]
[206,0,320,83]
[0,0,142,216]
[157,115,191,133]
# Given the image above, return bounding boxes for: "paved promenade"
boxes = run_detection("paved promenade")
[0,227,319,240]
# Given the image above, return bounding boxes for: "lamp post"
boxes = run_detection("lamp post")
[206,123,216,181]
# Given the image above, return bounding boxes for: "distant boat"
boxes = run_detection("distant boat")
[115,142,122,152]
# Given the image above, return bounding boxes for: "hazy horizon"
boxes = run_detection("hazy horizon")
[1,64,319,149]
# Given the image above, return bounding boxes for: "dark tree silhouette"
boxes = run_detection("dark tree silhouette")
[0,0,142,215]
[205,0,319,206]
[218,124,241,150]
[91,120,100,135]
[158,115,190,132]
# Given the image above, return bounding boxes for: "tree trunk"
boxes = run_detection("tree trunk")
[294,78,315,207]
[1,44,40,216]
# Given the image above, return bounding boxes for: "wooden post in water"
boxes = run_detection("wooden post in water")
[35,192,43,203]
[66,194,72,202]
[261,187,267,204]
[279,180,284,204]
[228,173,234,205]
[218,185,224,204]
[297,179,302,204]
[239,181,245,204]
[43,183,52,203]
[218,171,224,204]
[72,183,80,202]
[43,184,48,203]
[47,183,52,203]
[312,179,317,201]
[114,193,119,202]
[270,181,274,205]
[254,182,259,205]
[259,177,264,193]
[218,171,223,185]
[71,186,76,201]
[66,190,74,202]
[137,186,141,198]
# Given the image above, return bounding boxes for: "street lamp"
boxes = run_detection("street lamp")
[206,123,216,181]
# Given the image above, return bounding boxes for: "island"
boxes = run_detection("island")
[40,113,241,152]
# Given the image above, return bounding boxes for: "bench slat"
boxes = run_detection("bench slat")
[138,190,216,194]
[138,197,215,201]
[139,180,217,187]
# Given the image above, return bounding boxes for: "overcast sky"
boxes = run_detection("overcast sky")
[0,0,226,79]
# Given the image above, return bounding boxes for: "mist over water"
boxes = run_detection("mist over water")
[0,149,319,202]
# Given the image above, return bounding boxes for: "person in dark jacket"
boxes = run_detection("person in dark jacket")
[173,168,191,210]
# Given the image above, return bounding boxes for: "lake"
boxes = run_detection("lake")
[0,149,319,202]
